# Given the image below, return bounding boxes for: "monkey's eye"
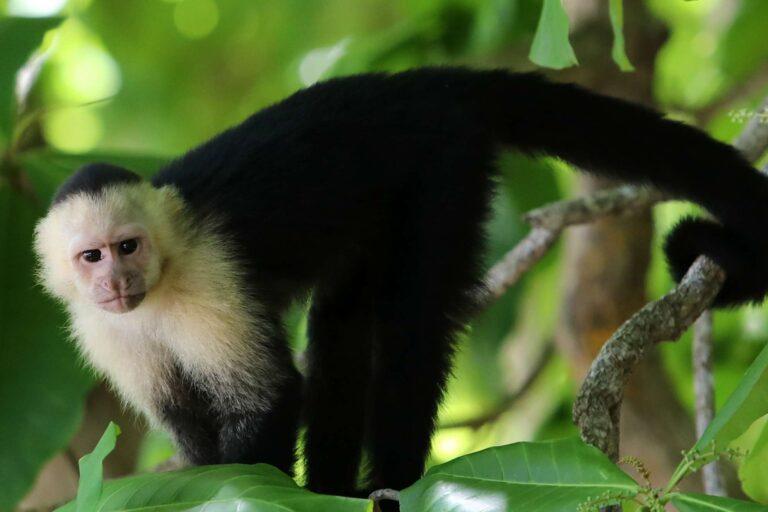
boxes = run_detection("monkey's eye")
[119,239,138,255]
[82,249,102,263]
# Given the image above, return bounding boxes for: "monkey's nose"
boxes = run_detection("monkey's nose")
[101,279,119,292]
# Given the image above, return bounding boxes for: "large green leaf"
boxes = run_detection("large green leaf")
[694,342,768,452]
[529,0,577,70]
[400,438,639,512]
[56,464,372,512]
[0,149,165,509]
[0,16,62,143]
[670,493,768,512]
[0,182,93,509]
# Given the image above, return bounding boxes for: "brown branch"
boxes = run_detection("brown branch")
[524,185,666,230]
[477,227,561,309]
[477,186,669,310]
[571,87,768,463]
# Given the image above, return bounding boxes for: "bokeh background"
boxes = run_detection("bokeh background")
[2,0,768,510]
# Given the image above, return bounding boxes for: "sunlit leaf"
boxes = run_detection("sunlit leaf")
[608,0,634,72]
[56,464,372,512]
[738,416,768,504]
[0,16,62,142]
[529,0,577,70]
[694,342,768,452]
[670,492,768,512]
[76,422,121,512]
[400,438,639,512]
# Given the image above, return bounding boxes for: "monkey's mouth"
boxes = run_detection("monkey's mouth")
[98,292,146,313]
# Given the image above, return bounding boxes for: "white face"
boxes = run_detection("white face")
[69,223,156,313]
[34,183,177,314]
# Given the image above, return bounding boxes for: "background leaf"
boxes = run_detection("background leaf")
[608,0,634,72]
[529,0,577,70]
[0,16,62,143]
[0,179,93,510]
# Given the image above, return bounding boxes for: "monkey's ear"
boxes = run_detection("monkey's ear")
[664,217,768,307]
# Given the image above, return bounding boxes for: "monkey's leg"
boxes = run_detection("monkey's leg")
[218,324,303,475]
[160,366,221,465]
[304,266,376,495]
[367,165,489,492]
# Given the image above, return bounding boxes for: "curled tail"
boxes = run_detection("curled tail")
[483,71,768,306]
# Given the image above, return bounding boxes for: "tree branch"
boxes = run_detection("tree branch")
[573,257,725,460]
[571,90,768,464]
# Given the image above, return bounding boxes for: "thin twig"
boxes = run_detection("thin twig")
[733,96,768,161]
[439,344,555,430]
[693,311,727,496]
[478,226,561,309]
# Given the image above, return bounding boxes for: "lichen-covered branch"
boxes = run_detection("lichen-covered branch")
[477,187,668,309]
[573,257,725,460]
[524,185,666,230]
[571,90,768,464]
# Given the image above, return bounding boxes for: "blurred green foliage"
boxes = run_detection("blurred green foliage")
[1,0,768,509]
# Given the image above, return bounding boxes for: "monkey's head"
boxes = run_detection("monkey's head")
[34,164,184,314]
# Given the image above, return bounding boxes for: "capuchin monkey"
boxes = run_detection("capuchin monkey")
[34,68,768,497]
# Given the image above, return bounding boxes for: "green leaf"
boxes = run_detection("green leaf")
[56,464,372,512]
[0,179,93,510]
[694,342,768,452]
[669,492,768,512]
[76,422,121,512]
[0,149,163,510]
[738,416,768,504]
[0,16,63,143]
[400,438,639,512]
[529,0,578,70]
[608,0,634,72]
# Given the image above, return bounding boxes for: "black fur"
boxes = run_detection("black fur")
[62,67,768,495]
[52,163,142,205]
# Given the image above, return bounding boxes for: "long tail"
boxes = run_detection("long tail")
[477,70,768,307]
